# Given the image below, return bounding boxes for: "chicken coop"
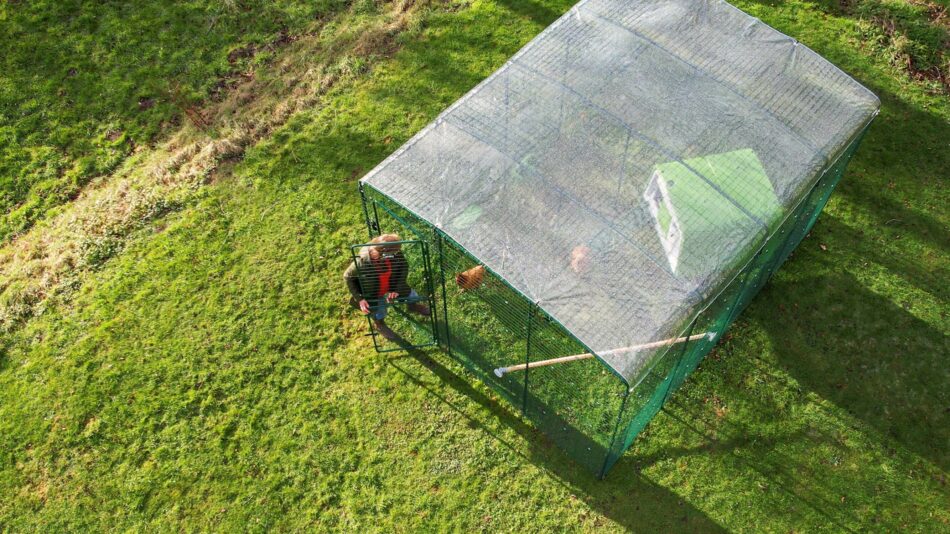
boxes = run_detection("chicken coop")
[352,0,879,477]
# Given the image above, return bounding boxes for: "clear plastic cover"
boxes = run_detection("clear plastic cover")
[362,0,879,383]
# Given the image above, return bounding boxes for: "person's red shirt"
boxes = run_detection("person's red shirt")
[377,258,393,297]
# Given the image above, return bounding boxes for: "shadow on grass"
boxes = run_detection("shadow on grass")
[747,37,949,472]
[386,342,728,532]
[817,205,947,299]
[755,268,950,471]
[746,0,950,472]
[649,397,892,533]
[493,0,564,28]
[651,406,863,532]
[831,94,950,264]
[336,0,947,527]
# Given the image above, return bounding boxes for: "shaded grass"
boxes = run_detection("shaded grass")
[0,0,947,531]
[0,0,428,332]
[822,0,948,92]
[0,0,344,241]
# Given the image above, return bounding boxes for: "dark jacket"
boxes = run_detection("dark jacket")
[344,252,411,304]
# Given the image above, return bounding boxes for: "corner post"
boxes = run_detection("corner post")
[358,183,379,238]
[434,230,452,355]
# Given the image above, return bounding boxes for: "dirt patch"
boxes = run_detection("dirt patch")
[227,28,300,64]
[354,25,402,57]
[836,0,949,93]
[227,44,256,64]
[211,29,308,105]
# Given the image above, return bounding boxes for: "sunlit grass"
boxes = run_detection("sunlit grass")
[0,0,946,531]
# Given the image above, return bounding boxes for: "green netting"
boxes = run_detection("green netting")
[358,122,868,477]
[602,129,870,474]
[352,0,878,477]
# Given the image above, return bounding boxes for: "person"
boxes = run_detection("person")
[344,233,430,340]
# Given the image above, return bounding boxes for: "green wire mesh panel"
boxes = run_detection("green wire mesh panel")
[363,188,633,474]
[361,121,869,477]
[524,309,628,475]
[349,239,438,352]
[438,244,531,407]
[604,129,871,474]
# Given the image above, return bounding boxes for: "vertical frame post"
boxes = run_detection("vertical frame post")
[358,183,378,238]
[351,244,383,352]
[434,230,453,356]
[662,320,697,406]
[420,241,440,346]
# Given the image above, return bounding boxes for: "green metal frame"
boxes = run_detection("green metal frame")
[354,116,872,477]
[360,184,630,476]
[349,239,439,353]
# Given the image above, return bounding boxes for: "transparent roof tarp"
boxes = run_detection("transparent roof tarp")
[362,0,879,384]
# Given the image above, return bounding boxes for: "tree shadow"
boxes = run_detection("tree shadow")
[645,407,864,533]
[386,343,728,532]
[724,0,950,476]
[830,87,950,272]
[813,213,947,306]
[383,285,947,531]
[753,270,949,471]
[643,394,946,531]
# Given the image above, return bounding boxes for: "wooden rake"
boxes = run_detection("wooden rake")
[493,331,716,377]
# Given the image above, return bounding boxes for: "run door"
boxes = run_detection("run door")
[349,240,438,352]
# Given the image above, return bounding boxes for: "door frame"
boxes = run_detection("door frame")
[349,239,439,352]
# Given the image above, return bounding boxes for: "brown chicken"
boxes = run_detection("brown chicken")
[455,265,486,291]
[570,245,592,274]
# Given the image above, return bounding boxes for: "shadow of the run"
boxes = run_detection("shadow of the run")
[386,343,727,532]
[343,0,947,529]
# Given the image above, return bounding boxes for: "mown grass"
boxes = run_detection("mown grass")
[0,0,947,531]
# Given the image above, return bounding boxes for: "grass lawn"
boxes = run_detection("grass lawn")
[0,0,342,242]
[0,0,947,531]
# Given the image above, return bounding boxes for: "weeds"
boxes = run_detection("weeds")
[0,1,333,241]
[831,0,949,93]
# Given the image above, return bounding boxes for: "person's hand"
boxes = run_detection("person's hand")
[385,291,399,303]
[358,299,371,314]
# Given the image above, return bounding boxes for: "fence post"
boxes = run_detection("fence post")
[662,320,697,406]
[434,230,453,356]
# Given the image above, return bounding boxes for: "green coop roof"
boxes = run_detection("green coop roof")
[647,149,783,277]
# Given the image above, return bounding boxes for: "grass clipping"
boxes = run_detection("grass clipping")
[0,0,428,331]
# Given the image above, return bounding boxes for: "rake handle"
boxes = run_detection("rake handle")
[493,332,715,377]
